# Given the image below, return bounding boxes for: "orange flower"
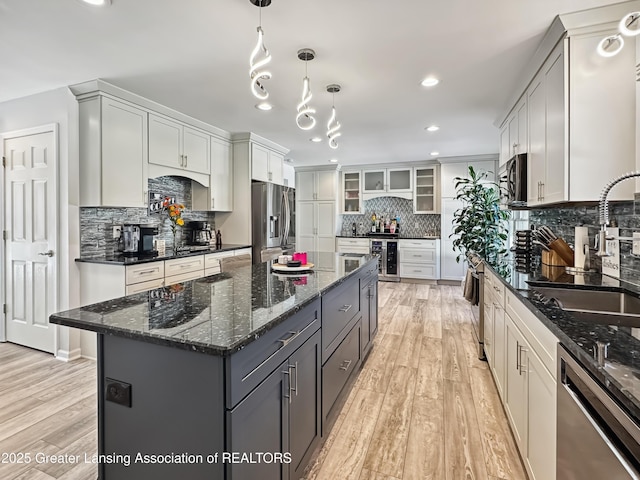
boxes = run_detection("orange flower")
[177,218,184,226]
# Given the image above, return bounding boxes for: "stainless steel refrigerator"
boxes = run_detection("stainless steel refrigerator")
[251,181,295,264]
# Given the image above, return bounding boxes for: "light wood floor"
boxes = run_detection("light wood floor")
[0,283,527,480]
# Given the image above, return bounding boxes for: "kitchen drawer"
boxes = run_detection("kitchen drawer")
[486,270,505,305]
[164,269,204,286]
[399,248,436,264]
[204,252,231,270]
[337,238,369,247]
[125,277,164,295]
[125,262,165,285]
[321,276,360,363]
[165,255,205,277]
[398,239,437,249]
[234,248,252,257]
[322,319,361,424]
[225,298,320,408]
[399,263,437,279]
[204,266,221,277]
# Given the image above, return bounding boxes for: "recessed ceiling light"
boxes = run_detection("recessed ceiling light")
[81,0,111,5]
[310,137,322,143]
[430,151,440,156]
[255,102,272,111]
[421,76,439,87]
[329,158,338,163]
[426,125,439,132]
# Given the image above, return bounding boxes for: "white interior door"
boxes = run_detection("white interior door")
[4,127,57,353]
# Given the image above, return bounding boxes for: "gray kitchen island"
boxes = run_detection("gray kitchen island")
[50,252,378,480]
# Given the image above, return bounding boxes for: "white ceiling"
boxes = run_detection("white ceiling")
[0,0,627,167]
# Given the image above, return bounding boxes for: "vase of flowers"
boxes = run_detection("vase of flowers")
[164,199,185,255]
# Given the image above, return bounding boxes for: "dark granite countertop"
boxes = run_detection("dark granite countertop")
[52,252,377,356]
[75,244,251,266]
[487,257,640,424]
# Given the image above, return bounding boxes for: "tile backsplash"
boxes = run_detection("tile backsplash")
[80,176,215,257]
[527,196,640,284]
[339,197,440,237]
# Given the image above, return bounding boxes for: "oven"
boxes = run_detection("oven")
[558,345,640,479]
[370,239,399,282]
[467,253,485,360]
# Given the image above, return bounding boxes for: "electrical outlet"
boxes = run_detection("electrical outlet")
[633,232,640,255]
[113,226,122,240]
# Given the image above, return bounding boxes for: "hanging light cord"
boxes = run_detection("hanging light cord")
[249,1,272,100]
[296,60,316,130]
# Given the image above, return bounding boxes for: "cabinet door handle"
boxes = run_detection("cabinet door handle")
[290,361,298,397]
[211,197,215,209]
[540,182,544,201]
[283,367,292,403]
[518,346,528,375]
[516,340,520,371]
[339,359,352,371]
[143,190,147,204]
[338,304,352,313]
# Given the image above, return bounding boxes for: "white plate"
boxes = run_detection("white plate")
[271,262,315,273]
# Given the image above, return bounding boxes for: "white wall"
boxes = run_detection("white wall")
[0,87,82,360]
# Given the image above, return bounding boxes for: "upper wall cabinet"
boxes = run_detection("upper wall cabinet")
[362,168,412,199]
[499,97,527,168]
[149,114,210,178]
[78,95,149,208]
[251,142,285,185]
[193,135,233,212]
[283,163,295,189]
[341,171,362,214]
[297,170,337,202]
[413,166,439,214]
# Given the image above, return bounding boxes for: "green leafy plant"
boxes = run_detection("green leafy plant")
[451,165,509,268]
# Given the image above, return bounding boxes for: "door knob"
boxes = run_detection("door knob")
[38,250,54,257]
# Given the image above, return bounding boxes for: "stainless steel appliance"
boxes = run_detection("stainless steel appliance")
[467,253,485,359]
[121,224,158,257]
[370,238,399,282]
[251,182,295,264]
[558,345,640,479]
[186,221,213,246]
[499,153,527,207]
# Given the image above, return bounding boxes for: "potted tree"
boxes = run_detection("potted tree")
[451,165,509,270]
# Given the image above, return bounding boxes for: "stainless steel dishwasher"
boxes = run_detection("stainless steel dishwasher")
[558,345,640,479]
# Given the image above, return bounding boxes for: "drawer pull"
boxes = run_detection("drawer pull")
[338,304,352,313]
[138,269,157,275]
[339,359,352,371]
[278,330,300,347]
[179,262,199,269]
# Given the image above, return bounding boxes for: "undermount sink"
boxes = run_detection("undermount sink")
[530,286,640,327]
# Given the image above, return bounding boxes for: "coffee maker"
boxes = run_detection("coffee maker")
[120,224,159,257]
[186,221,213,246]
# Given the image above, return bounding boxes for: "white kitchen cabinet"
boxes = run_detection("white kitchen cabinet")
[500,97,528,168]
[398,239,440,280]
[149,113,210,175]
[251,142,284,185]
[297,201,336,253]
[341,171,362,214]
[362,168,412,198]
[78,95,149,207]
[283,163,295,188]
[504,314,528,450]
[440,198,464,281]
[413,166,438,213]
[336,237,369,254]
[192,136,233,211]
[297,169,337,201]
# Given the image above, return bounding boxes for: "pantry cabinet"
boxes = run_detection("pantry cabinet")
[297,201,337,254]
[149,113,210,175]
[78,95,149,207]
[297,170,337,202]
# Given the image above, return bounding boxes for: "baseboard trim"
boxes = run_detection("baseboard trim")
[55,348,82,362]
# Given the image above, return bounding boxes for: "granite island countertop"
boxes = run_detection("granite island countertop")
[488,258,640,424]
[75,243,252,265]
[52,252,377,356]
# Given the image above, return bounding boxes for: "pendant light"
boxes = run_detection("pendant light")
[597,10,640,58]
[326,84,342,149]
[296,49,317,130]
[249,0,272,100]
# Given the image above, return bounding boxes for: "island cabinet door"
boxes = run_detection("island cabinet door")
[226,329,321,480]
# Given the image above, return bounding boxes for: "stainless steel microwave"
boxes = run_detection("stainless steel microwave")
[499,153,527,207]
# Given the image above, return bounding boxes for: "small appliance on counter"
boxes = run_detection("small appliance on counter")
[119,224,159,257]
[186,221,213,246]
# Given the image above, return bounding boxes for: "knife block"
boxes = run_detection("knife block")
[542,249,569,267]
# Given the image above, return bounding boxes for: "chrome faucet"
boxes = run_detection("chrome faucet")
[597,171,640,256]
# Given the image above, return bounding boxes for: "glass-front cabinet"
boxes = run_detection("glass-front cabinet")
[362,168,412,194]
[414,166,438,213]
[342,171,362,213]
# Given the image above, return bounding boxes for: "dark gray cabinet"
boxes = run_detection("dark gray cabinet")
[321,275,360,363]
[227,329,321,480]
[359,268,379,358]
